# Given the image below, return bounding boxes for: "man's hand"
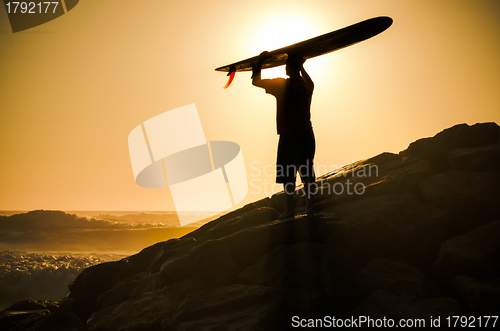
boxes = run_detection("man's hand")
[259,50,270,60]
[252,51,271,87]
[257,51,270,66]
[252,51,270,79]
[299,58,314,90]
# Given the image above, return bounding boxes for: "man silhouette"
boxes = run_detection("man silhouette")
[252,52,316,218]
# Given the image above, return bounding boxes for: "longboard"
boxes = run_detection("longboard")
[215,16,393,88]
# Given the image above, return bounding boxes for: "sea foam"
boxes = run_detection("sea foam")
[0,250,124,310]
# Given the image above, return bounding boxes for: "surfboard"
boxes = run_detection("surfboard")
[215,16,393,88]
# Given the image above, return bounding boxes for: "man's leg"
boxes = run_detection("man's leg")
[303,178,316,215]
[301,129,316,215]
[279,182,296,219]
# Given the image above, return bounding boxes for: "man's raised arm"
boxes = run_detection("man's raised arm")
[252,51,270,88]
[300,60,314,91]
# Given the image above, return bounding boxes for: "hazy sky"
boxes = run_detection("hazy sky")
[1,0,499,211]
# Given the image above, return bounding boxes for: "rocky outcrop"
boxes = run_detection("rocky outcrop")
[400,122,499,172]
[356,258,439,299]
[3,122,500,330]
[353,290,462,324]
[433,221,500,282]
[0,300,85,331]
[455,276,500,316]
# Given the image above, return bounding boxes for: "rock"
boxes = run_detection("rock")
[357,258,438,299]
[97,279,140,310]
[68,260,134,322]
[147,237,198,274]
[400,122,499,172]
[0,300,62,331]
[312,153,432,210]
[353,290,462,323]
[8,312,85,331]
[455,276,500,315]
[68,241,166,321]
[0,310,49,331]
[419,171,500,231]
[238,242,358,313]
[184,199,275,242]
[87,279,195,331]
[5,300,59,313]
[204,207,279,240]
[322,194,450,269]
[166,284,308,331]
[449,144,500,172]
[271,153,432,213]
[159,239,237,288]
[217,213,339,272]
[433,221,500,282]
[88,282,307,331]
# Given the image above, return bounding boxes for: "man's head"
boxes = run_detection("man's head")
[285,54,303,77]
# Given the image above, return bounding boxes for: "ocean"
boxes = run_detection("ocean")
[0,210,217,310]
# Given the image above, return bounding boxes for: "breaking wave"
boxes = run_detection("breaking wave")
[0,250,124,309]
[0,210,216,309]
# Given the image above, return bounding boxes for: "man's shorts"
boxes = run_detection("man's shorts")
[276,128,316,184]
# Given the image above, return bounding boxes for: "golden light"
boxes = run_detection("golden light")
[249,13,330,80]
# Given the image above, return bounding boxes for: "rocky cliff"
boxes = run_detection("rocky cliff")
[2,122,500,330]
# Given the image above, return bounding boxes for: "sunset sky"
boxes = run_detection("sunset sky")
[1,0,499,212]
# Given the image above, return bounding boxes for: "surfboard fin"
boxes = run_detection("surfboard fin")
[223,66,236,89]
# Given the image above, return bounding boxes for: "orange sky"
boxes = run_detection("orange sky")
[1,0,499,211]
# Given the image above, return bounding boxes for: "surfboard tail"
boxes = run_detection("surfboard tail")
[223,66,237,89]
[223,71,236,89]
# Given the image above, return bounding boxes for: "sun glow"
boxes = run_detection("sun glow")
[250,14,331,80]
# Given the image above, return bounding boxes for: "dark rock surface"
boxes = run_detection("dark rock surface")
[455,276,500,316]
[400,122,499,172]
[3,122,500,330]
[356,258,439,299]
[353,290,462,324]
[433,221,500,282]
